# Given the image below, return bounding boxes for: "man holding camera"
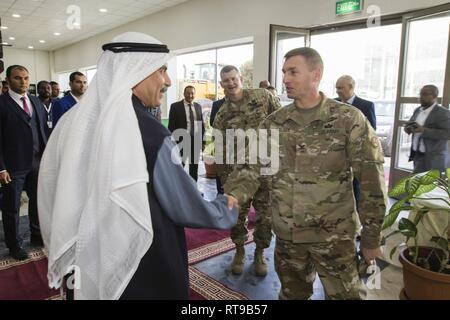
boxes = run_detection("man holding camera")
[404,85,450,173]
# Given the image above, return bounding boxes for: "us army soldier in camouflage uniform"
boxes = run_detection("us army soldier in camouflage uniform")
[224,48,387,299]
[213,65,281,276]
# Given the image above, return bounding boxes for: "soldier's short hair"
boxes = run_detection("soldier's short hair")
[6,65,29,78]
[49,81,59,86]
[220,65,240,77]
[284,47,324,72]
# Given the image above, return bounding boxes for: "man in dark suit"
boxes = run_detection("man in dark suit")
[52,71,87,126]
[37,80,56,139]
[210,97,225,195]
[1,80,9,95]
[168,85,205,181]
[210,97,225,127]
[0,65,48,260]
[405,85,450,173]
[335,75,377,239]
[335,75,376,130]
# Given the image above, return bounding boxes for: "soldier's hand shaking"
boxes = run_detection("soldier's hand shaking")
[226,194,239,210]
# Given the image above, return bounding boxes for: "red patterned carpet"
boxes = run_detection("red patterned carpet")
[0,207,256,300]
[0,249,59,300]
[186,206,255,300]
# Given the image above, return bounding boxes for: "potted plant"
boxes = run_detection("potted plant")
[382,169,450,299]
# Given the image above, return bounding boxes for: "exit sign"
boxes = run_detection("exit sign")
[336,0,363,15]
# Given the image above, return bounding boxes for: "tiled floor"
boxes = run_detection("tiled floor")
[194,161,404,300]
[192,234,404,300]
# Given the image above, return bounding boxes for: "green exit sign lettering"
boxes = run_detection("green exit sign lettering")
[336,0,363,16]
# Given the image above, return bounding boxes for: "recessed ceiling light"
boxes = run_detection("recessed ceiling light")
[54,32,61,36]
[99,8,108,13]
[0,26,8,30]
[9,37,15,40]
[28,46,34,49]
[39,40,46,43]
[12,14,21,18]
[1,42,8,46]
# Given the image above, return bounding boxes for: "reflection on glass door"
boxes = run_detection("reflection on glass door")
[269,25,309,105]
[311,25,401,160]
[390,5,450,190]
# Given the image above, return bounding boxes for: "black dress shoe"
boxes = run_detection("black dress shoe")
[10,247,29,261]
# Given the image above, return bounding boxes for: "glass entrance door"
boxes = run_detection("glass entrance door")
[389,4,450,190]
[269,25,310,105]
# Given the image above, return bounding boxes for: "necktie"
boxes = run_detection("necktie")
[21,96,31,117]
[188,103,195,136]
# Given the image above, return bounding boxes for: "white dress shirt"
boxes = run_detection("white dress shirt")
[346,94,356,105]
[412,102,437,152]
[8,88,33,116]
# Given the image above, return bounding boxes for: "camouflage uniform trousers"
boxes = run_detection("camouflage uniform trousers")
[274,237,367,300]
[230,185,272,249]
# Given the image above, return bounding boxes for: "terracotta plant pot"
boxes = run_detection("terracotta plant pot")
[400,247,450,300]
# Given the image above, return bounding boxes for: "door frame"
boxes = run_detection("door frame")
[389,3,450,190]
[269,24,310,88]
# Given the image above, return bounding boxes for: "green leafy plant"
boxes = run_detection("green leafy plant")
[382,169,450,274]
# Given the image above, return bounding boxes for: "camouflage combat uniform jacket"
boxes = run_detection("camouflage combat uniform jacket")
[213,88,281,184]
[224,93,387,249]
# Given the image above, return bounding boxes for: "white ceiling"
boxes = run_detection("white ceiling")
[0,0,189,51]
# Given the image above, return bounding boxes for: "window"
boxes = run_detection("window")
[57,72,72,94]
[311,24,402,156]
[170,43,253,120]
[403,14,449,97]
[270,26,308,105]
[85,68,97,84]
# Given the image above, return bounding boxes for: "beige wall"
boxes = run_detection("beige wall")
[50,0,448,116]
[52,0,449,84]
[1,47,50,84]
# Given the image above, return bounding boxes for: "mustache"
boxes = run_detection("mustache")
[160,86,168,93]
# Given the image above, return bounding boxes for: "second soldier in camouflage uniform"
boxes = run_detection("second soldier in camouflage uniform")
[224,48,387,299]
[213,65,281,276]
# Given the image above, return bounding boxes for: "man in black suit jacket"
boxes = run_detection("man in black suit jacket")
[335,75,376,130]
[168,86,205,181]
[405,85,450,173]
[210,97,225,127]
[209,97,226,195]
[335,75,377,235]
[0,65,47,260]
[37,80,56,139]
